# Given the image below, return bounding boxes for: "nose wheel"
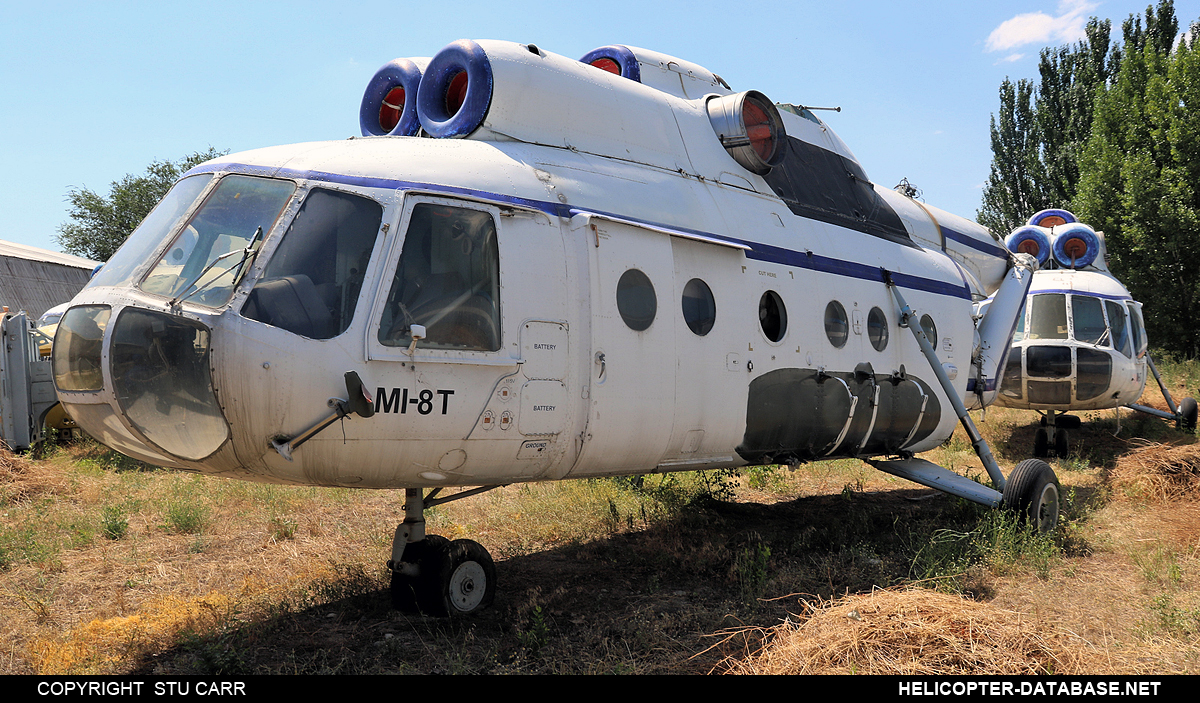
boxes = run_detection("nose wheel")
[1033,411,1071,458]
[388,487,499,616]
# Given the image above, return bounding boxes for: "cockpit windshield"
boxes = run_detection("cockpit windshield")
[1022,292,1136,357]
[1027,293,1068,340]
[1071,295,1106,344]
[140,175,296,307]
[87,175,213,291]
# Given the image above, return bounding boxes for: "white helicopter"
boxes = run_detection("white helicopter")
[994,209,1197,457]
[53,39,1052,617]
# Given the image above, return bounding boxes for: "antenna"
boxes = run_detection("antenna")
[894,178,922,201]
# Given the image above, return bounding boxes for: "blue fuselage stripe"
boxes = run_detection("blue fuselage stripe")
[187,162,973,300]
[942,225,1010,259]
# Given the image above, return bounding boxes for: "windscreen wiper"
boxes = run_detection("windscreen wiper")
[169,226,263,312]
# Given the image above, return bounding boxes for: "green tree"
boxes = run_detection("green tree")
[977,78,1043,235]
[56,147,226,262]
[1074,6,1200,355]
[978,19,1115,235]
[1035,18,1114,207]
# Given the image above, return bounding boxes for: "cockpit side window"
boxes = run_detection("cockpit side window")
[242,188,384,339]
[1070,295,1107,344]
[1028,293,1068,340]
[1106,300,1132,357]
[378,203,501,352]
[140,175,296,307]
[1128,303,1148,358]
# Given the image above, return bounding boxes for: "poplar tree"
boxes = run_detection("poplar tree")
[977,78,1042,234]
[1074,8,1200,356]
[977,20,1115,234]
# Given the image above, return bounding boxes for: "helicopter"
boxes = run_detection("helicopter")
[52,39,1054,617]
[994,209,1197,458]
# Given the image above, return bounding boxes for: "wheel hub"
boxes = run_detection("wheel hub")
[1035,482,1060,531]
[449,561,487,612]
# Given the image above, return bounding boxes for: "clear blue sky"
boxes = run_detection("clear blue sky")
[3,1,1198,254]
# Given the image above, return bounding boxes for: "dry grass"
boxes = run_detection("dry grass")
[0,446,70,504]
[5,373,1200,675]
[718,587,1149,675]
[1112,441,1200,501]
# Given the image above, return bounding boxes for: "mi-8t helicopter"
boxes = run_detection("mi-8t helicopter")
[995,209,1197,457]
[53,39,1053,616]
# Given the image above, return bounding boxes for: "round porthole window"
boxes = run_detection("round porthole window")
[867,306,889,351]
[616,268,657,331]
[920,314,938,349]
[682,278,716,336]
[824,300,849,348]
[759,290,787,342]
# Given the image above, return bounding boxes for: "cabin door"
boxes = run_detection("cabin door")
[571,218,676,476]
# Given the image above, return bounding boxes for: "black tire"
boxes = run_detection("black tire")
[1059,415,1081,429]
[402,537,496,617]
[1054,429,1069,458]
[1179,397,1198,432]
[1003,459,1061,533]
[1033,428,1049,458]
[390,535,449,613]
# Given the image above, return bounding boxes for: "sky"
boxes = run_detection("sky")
[3,0,1199,255]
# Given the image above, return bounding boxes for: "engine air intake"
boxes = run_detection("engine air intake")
[360,58,426,137]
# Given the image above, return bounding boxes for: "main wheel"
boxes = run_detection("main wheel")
[390,535,449,613]
[1054,428,1069,458]
[1059,415,1081,429]
[1033,427,1049,458]
[1179,397,1198,432]
[1003,459,1061,533]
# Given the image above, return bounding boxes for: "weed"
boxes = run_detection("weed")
[269,516,297,542]
[697,469,741,503]
[1133,547,1185,587]
[100,505,128,540]
[735,539,772,604]
[163,501,207,534]
[603,498,621,534]
[840,479,865,500]
[518,605,550,655]
[747,465,787,492]
[910,510,1061,590]
[1147,594,1200,637]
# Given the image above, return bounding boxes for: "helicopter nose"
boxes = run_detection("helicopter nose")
[53,305,231,462]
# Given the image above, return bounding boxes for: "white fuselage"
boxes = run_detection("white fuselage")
[54,41,1016,489]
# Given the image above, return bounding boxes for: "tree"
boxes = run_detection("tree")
[1074,4,1200,355]
[56,147,227,262]
[1035,18,1114,207]
[977,78,1043,234]
[978,19,1115,234]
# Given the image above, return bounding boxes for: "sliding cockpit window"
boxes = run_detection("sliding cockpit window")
[242,188,384,339]
[378,203,501,352]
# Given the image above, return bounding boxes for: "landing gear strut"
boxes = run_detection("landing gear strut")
[389,486,501,616]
